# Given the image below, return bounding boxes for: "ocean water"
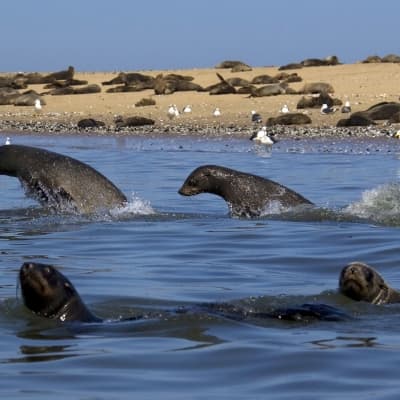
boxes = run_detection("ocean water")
[1,133,400,399]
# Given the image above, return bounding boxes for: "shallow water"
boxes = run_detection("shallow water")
[2,133,400,399]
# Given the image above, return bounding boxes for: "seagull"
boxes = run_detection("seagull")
[251,110,262,123]
[280,104,289,113]
[34,99,42,113]
[213,107,221,117]
[182,105,192,113]
[341,101,351,113]
[320,103,336,115]
[167,104,179,119]
[393,130,400,139]
[250,126,277,145]
[5,137,11,145]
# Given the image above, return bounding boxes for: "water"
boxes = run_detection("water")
[1,133,400,399]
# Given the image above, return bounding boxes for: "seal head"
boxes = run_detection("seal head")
[339,261,400,304]
[19,262,101,322]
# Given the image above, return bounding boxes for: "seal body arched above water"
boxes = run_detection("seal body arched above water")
[178,165,313,217]
[19,262,101,322]
[339,261,400,304]
[0,144,127,213]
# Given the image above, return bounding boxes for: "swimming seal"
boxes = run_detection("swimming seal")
[339,261,400,304]
[0,144,127,213]
[178,165,313,217]
[19,262,348,324]
[19,262,101,322]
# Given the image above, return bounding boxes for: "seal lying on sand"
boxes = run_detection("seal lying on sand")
[19,262,348,323]
[19,262,101,322]
[339,261,400,304]
[0,144,127,213]
[178,165,313,217]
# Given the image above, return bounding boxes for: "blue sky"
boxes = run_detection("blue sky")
[2,0,399,72]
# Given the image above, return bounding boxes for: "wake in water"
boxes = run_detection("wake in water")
[253,183,400,227]
[343,183,400,226]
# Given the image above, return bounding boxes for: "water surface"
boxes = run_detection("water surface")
[1,133,400,399]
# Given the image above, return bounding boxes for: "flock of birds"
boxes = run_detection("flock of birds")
[5,98,400,147]
[165,100,357,147]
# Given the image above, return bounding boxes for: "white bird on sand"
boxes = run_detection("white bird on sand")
[251,110,262,123]
[341,100,351,113]
[5,137,11,145]
[320,103,336,115]
[280,104,289,113]
[250,126,277,145]
[167,104,179,119]
[213,107,221,117]
[34,99,42,113]
[182,105,192,113]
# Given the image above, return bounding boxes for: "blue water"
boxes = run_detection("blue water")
[2,133,400,399]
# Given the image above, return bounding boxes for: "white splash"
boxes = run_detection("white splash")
[110,193,155,217]
[344,183,400,224]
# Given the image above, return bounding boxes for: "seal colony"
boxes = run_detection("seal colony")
[18,261,399,325]
[178,165,313,217]
[0,144,127,214]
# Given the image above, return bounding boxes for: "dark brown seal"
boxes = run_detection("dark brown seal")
[0,144,127,213]
[178,165,313,217]
[19,262,101,322]
[339,262,400,304]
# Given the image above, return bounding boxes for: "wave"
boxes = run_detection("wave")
[343,183,400,226]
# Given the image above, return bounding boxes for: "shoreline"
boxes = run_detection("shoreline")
[0,63,399,139]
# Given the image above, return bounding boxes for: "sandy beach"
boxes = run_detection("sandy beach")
[0,62,399,136]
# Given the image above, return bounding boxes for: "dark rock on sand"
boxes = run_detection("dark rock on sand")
[77,118,106,129]
[266,113,312,126]
[135,98,156,107]
[115,116,155,128]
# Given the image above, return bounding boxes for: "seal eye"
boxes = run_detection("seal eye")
[365,269,374,283]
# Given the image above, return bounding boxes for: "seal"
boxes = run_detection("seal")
[19,262,101,322]
[19,261,349,324]
[178,165,313,217]
[0,144,127,213]
[339,261,400,304]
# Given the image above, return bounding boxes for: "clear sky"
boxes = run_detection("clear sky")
[2,0,399,72]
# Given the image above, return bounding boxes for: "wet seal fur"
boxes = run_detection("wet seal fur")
[178,165,313,217]
[19,262,101,322]
[339,261,400,304]
[0,144,127,214]
[19,262,348,324]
